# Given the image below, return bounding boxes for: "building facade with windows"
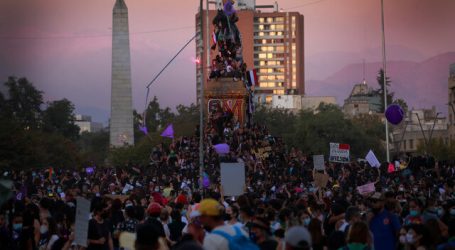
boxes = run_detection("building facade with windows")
[195,2,304,106]
[253,12,304,105]
[391,107,448,154]
[343,82,382,117]
[75,114,103,134]
[449,63,455,143]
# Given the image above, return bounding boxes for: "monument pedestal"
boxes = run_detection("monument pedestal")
[205,78,248,125]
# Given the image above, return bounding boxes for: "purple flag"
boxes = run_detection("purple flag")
[214,143,230,154]
[160,124,174,138]
[86,167,94,174]
[15,186,27,201]
[223,0,236,16]
[202,172,210,188]
[139,124,148,135]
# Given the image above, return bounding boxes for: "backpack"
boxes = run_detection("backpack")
[212,226,260,250]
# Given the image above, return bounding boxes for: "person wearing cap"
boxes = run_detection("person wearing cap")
[144,202,166,238]
[195,198,249,250]
[250,217,278,250]
[282,226,312,250]
[368,192,401,250]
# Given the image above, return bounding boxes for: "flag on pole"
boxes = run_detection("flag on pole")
[160,124,174,139]
[48,167,54,180]
[246,69,258,87]
[139,124,148,135]
[365,150,381,168]
[202,172,210,188]
[214,143,230,154]
[212,32,217,44]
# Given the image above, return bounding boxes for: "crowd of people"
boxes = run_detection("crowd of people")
[1,110,455,250]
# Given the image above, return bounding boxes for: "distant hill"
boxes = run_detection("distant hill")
[306,52,455,115]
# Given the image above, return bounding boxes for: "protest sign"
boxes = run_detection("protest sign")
[314,173,329,188]
[257,147,271,160]
[329,143,350,163]
[313,155,325,170]
[119,232,136,250]
[220,163,245,196]
[105,194,130,202]
[365,150,381,168]
[75,197,90,247]
[357,182,376,195]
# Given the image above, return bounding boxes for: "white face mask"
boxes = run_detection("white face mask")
[406,233,415,244]
[40,225,48,234]
[399,235,406,244]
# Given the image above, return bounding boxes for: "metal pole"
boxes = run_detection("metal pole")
[380,0,390,162]
[206,0,210,71]
[415,113,428,153]
[428,113,440,142]
[397,121,408,156]
[199,0,205,192]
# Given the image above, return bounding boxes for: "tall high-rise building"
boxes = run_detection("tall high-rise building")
[449,63,455,142]
[196,2,304,105]
[110,0,134,146]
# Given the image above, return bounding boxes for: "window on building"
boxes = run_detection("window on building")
[266,95,273,104]
[259,82,268,88]
[259,25,264,30]
[259,18,264,23]
[276,17,284,22]
[257,96,262,103]
[259,53,266,59]
[267,17,273,23]
[410,139,414,149]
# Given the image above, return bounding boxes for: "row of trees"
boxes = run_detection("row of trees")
[0,77,82,169]
[1,73,452,169]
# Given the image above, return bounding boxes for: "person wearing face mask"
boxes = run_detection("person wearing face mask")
[398,226,410,250]
[87,204,114,250]
[367,192,401,250]
[249,217,277,250]
[404,199,425,225]
[405,224,432,250]
[38,217,59,250]
[224,206,243,229]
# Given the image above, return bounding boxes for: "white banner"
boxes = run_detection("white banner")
[357,182,376,195]
[220,163,245,196]
[313,155,325,170]
[75,197,91,247]
[365,150,381,168]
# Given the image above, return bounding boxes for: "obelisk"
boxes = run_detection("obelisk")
[110,0,134,146]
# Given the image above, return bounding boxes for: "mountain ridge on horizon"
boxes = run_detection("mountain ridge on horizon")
[306,51,455,115]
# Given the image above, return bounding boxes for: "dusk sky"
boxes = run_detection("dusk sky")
[1,0,454,123]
